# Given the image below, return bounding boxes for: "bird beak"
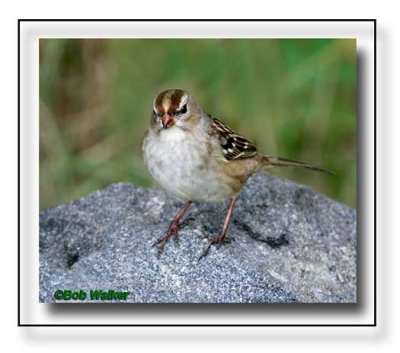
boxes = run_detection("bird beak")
[162,114,174,129]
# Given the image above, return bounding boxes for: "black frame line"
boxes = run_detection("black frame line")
[18,18,376,327]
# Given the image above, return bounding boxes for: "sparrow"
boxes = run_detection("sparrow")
[142,89,330,259]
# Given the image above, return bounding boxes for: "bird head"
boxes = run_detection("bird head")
[152,89,200,130]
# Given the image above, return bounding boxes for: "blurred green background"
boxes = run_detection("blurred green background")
[39,38,356,210]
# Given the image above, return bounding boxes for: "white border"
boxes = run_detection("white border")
[20,20,375,325]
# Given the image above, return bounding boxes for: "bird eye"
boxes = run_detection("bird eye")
[178,104,187,115]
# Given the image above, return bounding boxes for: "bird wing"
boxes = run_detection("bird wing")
[210,116,258,160]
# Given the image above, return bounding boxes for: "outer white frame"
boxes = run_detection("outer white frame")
[19,20,375,326]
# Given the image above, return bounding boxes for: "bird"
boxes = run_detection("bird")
[142,89,330,260]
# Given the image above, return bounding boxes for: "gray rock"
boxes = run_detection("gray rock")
[39,173,356,303]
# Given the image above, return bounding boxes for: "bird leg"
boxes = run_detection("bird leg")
[199,195,238,260]
[152,200,192,255]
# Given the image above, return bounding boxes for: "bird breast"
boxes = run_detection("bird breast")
[143,126,236,202]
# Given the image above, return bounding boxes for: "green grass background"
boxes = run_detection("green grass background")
[39,38,356,210]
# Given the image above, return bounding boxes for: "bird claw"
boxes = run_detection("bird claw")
[152,220,180,255]
[198,241,212,261]
[173,232,180,246]
[151,237,163,247]
[198,233,228,261]
[180,217,195,228]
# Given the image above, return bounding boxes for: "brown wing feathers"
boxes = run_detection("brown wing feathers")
[210,115,331,174]
[211,117,257,160]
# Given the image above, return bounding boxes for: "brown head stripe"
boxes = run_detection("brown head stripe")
[155,89,185,115]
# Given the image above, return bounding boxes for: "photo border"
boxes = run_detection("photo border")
[18,18,376,327]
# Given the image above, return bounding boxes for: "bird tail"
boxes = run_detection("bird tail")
[260,154,333,174]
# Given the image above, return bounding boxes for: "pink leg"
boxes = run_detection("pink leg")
[152,200,192,254]
[199,195,238,260]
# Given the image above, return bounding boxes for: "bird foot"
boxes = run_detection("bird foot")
[152,219,181,256]
[198,232,228,261]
